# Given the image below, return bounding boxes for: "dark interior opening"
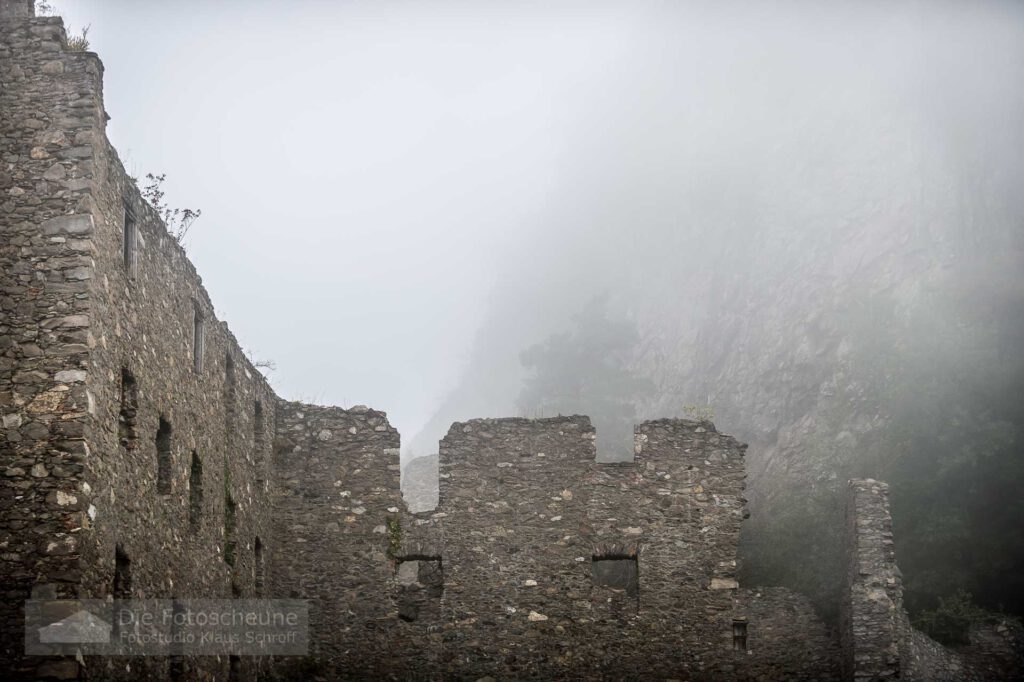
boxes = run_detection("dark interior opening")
[113,544,131,598]
[119,368,138,449]
[592,555,639,599]
[733,620,748,652]
[254,536,265,597]
[189,451,203,531]
[156,417,172,494]
[122,205,136,275]
[395,556,443,622]
[192,305,205,374]
[224,491,237,568]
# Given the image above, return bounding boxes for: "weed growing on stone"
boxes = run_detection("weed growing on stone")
[65,24,88,51]
[386,517,401,558]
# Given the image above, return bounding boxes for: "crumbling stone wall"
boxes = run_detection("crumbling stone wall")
[580,419,753,678]
[422,417,835,680]
[79,129,279,680]
[958,618,1024,681]
[1,5,278,679]
[437,416,595,678]
[312,417,840,680]
[270,401,402,678]
[1,9,106,678]
[732,587,840,680]
[841,479,904,680]
[840,479,1022,681]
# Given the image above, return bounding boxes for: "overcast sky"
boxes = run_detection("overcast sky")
[53,0,641,444]
[50,0,1024,458]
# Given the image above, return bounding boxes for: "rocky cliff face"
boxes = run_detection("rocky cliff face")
[411,29,1024,617]
[627,194,1024,614]
[401,453,438,513]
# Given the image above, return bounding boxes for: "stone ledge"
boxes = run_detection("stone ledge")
[41,214,93,236]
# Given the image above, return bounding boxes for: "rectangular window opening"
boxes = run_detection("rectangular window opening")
[192,306,205,374]
[169,600,187,681]
[156,417,172,495]
[113,544,132,639]
[733,620,748,652]
[254,399,265,484]
[254,537,265,598]
[169,656,185,681]
[254,399,263,445]
[189,451,203,532]
[113,544,132,598]
[591,553,639,616]
[119,368,138,450]
[224,352,236,432]
[395,556,443,622]
[123,204,137,276]
[224,490,237,568]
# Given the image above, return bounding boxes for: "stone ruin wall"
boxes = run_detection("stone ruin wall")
[2,3,1021,680]
[1,4,277,678]
[270,401,403,676]
[263,414,839,679]
[268,414,840,680]
[1,6,101,677]
[80,103,280,681]
[436,416,596,677]
[424,416,838,681]
[733,587,841,679]
[841,479,1024,682]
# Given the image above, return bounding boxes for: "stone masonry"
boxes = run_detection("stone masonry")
[1,3,1021,680]
[841,479,1023,682]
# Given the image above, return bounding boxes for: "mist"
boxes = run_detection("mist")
[62,0,1024,628]
[411,0,1024,445]
[399,0,1024,622]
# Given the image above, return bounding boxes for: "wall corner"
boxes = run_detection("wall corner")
[840,478,903,681]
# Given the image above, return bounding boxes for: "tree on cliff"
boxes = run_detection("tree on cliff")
[517,296,652,459]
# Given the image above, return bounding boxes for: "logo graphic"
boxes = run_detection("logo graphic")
[38,610,111,644]
[27,599,309,656]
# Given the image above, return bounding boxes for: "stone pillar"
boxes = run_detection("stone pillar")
[840,479,903,681]
[0,0,34,21]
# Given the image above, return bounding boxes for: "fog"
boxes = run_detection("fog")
[405,0,1024,457]
[57,0,634,445]
[58,0,1024,623]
